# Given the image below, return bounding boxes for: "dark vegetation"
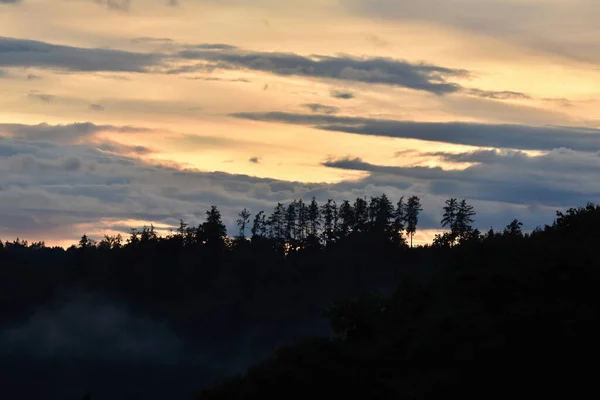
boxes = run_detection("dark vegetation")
[1,195,599,399]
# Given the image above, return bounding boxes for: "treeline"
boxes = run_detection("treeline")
[2,193,521,253]
[62,194,424,254]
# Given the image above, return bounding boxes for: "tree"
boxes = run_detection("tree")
[251,211,268,239]
[441,198,458,240]
[353,197,369,233]
[140,224,158,243]
[202,205,227,249]
[405,196,422,248]
[237,208,252,239]
[285,201,298,242]
[99,234,122,250]
[321,199,338,245]
[337,200,354,239]
[393,197,406,233]
[370,194,394,239]
[296,199,308,241]
[78,234,95,249]
[504,219,523,237]
[268,203,286,243]
[456,199,476,241]
[307,197,321,238]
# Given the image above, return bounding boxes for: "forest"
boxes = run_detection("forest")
[1,195,599,399]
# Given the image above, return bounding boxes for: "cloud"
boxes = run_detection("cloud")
[323,148,600,209]
[131,37,174,44]
[0,122,590,244]
[0,0,22,4]
[343,0,600,65]
[330,89,355,99]
[467,89,531,100]
[302,103,339,114]
[89,104,105,111]
[0,37,161,72]
[249,157,261,164]
[230,111,600,153]
[27,91,55,103]
[0,122,151,145]
[0,37,542,104]
[93,0,131,12]
[174,48,468,95]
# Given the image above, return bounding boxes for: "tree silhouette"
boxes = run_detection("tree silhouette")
[353,197,369,233]
[202,205,227,250]
[285,201,298,242]
[441,198,458,242]
[504,219,523,237]
[456,199,476,241]
[338,200,354,239]
[405,196,422,248]
[307,197,321,238]
[393,196,406,234]
[236,208,252,239]
[321,199,338,245]
[251,210,268,240]
[296,199,308,242]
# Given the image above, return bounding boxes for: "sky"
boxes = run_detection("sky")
[2,0,600,246]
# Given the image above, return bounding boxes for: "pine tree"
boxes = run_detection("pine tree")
[456,199,475,240]
[321,199,337,245]
[203,205,227,249]
[251,211,267,239]
[441,198,459,241]
[354,197,369,233]
[405,196,422,248]
[337,200,354,238]
[296,199,308,241]
[285,201,298,242]
[237,208,252,239]
[393,197,406,233]
[307,197,321,238]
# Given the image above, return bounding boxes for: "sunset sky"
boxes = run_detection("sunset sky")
[2,0,600,246]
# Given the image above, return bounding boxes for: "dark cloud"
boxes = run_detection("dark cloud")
[0,0,22,4]
[0,37,161,72]
[185,76,251,83]
[467,89,531,100]
[186,44,239,51]
[249,157,261,164]
[89,104,105,111]
[131,37,174,44]
[302,103,340,114]
[175,48,468,95]
[330,89,355,99]
[323,148,600,209]
[95,140,153,155]
[0,37,537,103]
[230,111,600,153]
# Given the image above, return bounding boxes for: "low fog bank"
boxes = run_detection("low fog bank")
[0,290,331,399]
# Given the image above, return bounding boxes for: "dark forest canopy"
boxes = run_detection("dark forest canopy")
[1,201,600,399]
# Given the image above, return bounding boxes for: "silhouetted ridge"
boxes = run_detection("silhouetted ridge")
[2,200,599,399]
